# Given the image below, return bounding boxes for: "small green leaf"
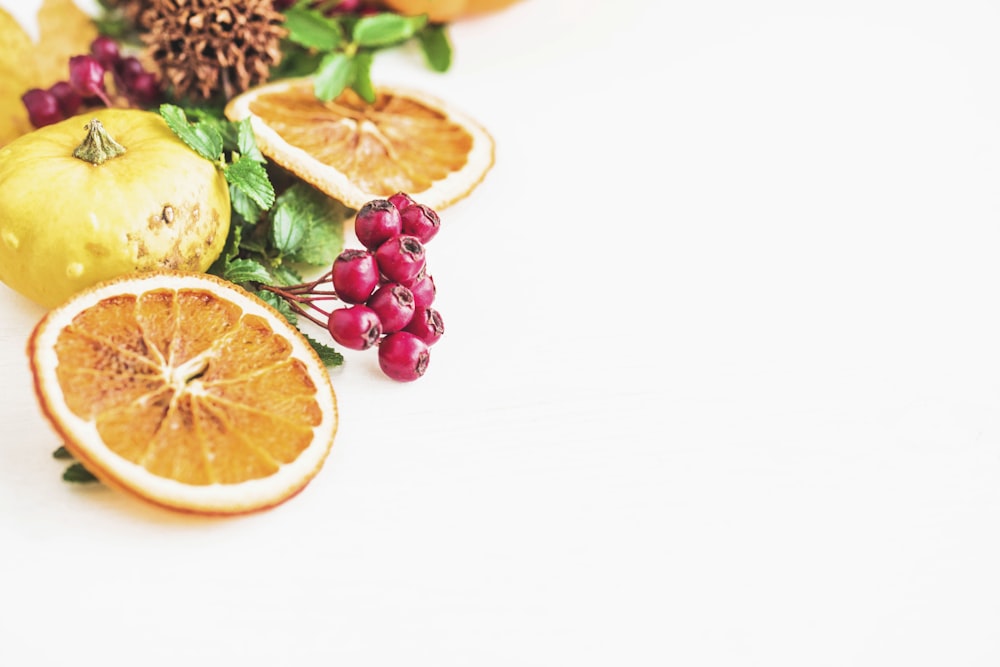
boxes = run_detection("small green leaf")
[236,118,265,163]
[159,104,223,161]
[53,446,73,460]
[352,51,375,104]
[256,289,298,325]
[63,463,98,483]
[270,263,303,287]
[277,183,348,266]
[353,12,427,47]
[273,42,325,79]
[314,52,354,102]
[223,258,273,284]
[224,156,275,210]
[283,6,345,50]
[303,333,344,367]
[269,204,307,254]
[230,184,263,224]
[418,24,452,72]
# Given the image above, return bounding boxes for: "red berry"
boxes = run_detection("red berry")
[378,332,430,382]
[388,192,415,212]
[375,234,426,284]
[405,272,436,309]
[327,305,382,350]
[127,71,161,106]
[403,308,444,346]
[400,204,440,244]
[68,55,109,104]
[331,249,379,304]
[47,81,81,117]
[21,89,63,128]
[354,199,401,250]
[90,36,121,69]
[366,283,415,333]
[116,56,146,87]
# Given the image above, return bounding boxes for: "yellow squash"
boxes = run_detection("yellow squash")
[0,108,230,308]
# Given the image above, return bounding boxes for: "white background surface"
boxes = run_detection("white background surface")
[2,0,1000,665]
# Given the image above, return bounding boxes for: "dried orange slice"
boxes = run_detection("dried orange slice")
[224,78,495,210]
[28,271,338,515]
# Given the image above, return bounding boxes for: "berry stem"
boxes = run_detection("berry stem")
[72,119,126,165]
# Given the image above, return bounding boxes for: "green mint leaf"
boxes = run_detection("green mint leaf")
[314,52,354,102]
[53,446,73,460]
[256,289,298,325]
[277,183,348,266]
[353,12,427,47]
[352,51,375,104]
[283,6,345,50]
[63,462,98,483]
[270,263,303,287]
[269,203,307,255]
[236,118,266,163]
[273,42,325,79]
[186,107,240,149]
[224,156,275,210]
[159,104,223,161]
[303,333,344,367]
[223,257,273,284]
[418,24,452,72]
[230,183,263,224]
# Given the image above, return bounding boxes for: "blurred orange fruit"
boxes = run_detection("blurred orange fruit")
[28,271,338,515]
[382,0,522,22]
[225,77,494,210]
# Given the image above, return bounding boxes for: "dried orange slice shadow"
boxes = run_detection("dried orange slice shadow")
[28,271,338,515]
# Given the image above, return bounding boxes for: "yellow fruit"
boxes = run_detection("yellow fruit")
[0,109,231,308]
[383,0,522,22]
[225,78,494,211]
[28,270,338,515]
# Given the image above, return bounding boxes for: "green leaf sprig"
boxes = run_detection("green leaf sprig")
[158,104,347,367]
[159,104,275,210]
[278,5,452,102]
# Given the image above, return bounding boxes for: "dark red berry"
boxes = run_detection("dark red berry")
[366,283,415,333]
[68,56,109,104]
[331,249,379,304]
[127,71,160,106]
[400,204,440,244]
[272,0,297,8]
[403,308,444,346]
[116,56,146,87]
[47,81,81,117]
[405,272,436,309]
[378,332,430,382]
[21,89,63,128]
[89,36,121,69]
[375,234,426,284]
[327,305,382,350]
[354,199,402,251]
[388,192,415,212]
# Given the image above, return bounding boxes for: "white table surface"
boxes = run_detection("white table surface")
[3,1,1000,665]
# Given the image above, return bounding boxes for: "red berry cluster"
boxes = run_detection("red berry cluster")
[264,193,444,382]
[21,36,160,129]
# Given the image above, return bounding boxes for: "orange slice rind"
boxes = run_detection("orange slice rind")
[225,78,495,210]
[28,270,338,515]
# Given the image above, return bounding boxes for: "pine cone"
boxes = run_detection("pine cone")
[140,0,286,102]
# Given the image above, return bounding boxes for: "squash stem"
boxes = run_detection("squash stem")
[72,119,126,165]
